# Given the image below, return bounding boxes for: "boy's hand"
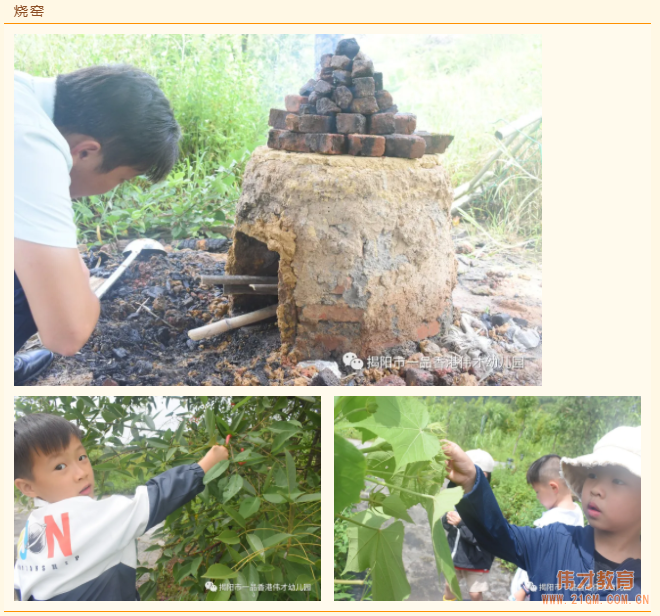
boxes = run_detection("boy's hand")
[442,440,477,492]
[198,445,229,473]
[446,511,462,526]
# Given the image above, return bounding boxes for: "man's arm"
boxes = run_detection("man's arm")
[14,239,100,356]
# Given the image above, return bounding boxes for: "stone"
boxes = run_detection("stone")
[375,375,407,386]
[456,241,475,254]
[384,134,426,159]
[320,53,333,68]
[368,113,396,135]
[268,109,290,130]
[333,70,352,87]
[332,86,354,111]
[319,67,334,83]
[285,95,308,113]
[405,367,435,386]
[308,91,320,106]
[299,79,317,96]
[102,378,119,386]
[352,51,374,77]
[227,146,457,359]
[374,72,384,91]
[290,114,335,133]
[375,90,394,110]
[347,134,386,157]
[420,340,442,355]
[471,286,494,296]
[314,80,334,97]
[310,368,341,386]
[336,113,366,134]
[349,96,379,115]
[297,360,342,378]
[353,77,375,98]
[113,347,128,360]
[316,97,341,115]
[415,131,455,154]
[432,369,454,386]
[336,38,360,59]
[457,373,478,387]
[330,55,352,70]
[394,113,417,135]
[299,104,317,115]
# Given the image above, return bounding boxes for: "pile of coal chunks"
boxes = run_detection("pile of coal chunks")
[267,38,453,158]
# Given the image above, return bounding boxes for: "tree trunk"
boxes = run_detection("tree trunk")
[315,34,342,72]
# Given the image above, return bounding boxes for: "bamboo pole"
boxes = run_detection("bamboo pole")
[188,305,278,341]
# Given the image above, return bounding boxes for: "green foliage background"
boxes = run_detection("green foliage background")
[14,396,321,602]
[14,33,542,244]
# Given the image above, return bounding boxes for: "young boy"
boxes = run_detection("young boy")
[509,454,585,600]
[14,66,180,383]
[442,449,495,601]
[14,413,227,601]
[443,425,641,601]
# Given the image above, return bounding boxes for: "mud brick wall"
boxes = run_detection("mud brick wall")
[225,146,457,362]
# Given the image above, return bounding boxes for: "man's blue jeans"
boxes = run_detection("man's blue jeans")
[14,272,37,354]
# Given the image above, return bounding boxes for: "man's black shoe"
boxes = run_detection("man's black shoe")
[14,349,54,385]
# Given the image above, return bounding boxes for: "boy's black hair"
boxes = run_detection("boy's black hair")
[54,65,181,182]
[526,454,563,485]
[14,414,83,480]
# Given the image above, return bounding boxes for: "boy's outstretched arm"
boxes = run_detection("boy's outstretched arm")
[442,440,544,572]
[145,445,229,530]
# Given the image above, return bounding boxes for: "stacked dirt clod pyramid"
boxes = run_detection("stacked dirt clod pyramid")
[267,38,454,158]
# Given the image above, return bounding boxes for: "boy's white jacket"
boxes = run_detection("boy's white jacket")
[15,463,204,601]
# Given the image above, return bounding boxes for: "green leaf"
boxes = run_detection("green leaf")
[261,532,293,548]
[218,529,240,545]
[93,462,118,471]
[223,474,244,502]
[238,496,261,519]
[381,494,414,523]
[206,588,231,601]
[145,415,156,431]
[425,487,464,601]
[235,564,259,601]
[356,397,441,470]
[263,492,286,504]
[203,563,239,580]
[246,534,265,561]
[334,434,366,514]
[296,492,321,503]
[203,460,229,485]
[344,510,410,601]
[175,555,202,582]
[223,505,247,529]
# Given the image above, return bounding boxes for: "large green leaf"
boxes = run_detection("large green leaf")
[203,460,229,485]
[381,494,414,523]
[356,397,441,470]
[425,487,464,601]
[238,496,261,519]
[343,510,410,601]
[334,434,366,514]
[222,474,244,502]
[203,563,239,580]
[235,564,260,601]
[246,534,265,561]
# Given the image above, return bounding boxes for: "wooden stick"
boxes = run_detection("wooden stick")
[188,305,278,341]
[495,108,542,140]
[200,275,278,286]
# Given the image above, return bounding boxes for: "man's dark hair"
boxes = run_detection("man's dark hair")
[526,454,563,485]
[54,65,180,182]
[14,414,83,480]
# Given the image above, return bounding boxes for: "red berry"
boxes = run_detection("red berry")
[225,434,232,445]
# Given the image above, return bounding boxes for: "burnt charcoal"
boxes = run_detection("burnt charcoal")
[314,80,334,97]
[335,38,360,59]
[310,368,341,386]
[333,70,352,87]
[332,86,354,110]
[299,78,317,96]
[316,97,341,115]
[336,113,366,134]
[349,96,379,115]
[375,90,394,110]
[353,77,375,98]
[330,55,352,70]
[352,51,374,78]
[374,72,384,91]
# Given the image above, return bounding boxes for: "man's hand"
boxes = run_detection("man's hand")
[442,440,477,493]
[198,445,229,473]
[14,239,100,356]
[446,511,462,526]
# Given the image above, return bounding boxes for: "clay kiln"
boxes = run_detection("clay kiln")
[225,146,457,362]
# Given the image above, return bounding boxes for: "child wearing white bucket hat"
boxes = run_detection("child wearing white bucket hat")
[442,425,641,602]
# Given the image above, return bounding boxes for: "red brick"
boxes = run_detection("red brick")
[394,113,417,135]
[368,113,396,135]
[336,113,366,134]
[276,131,312,153]
[285,114,301,132]
[349,96,379,115]
[306,133,346,155]
[285,95,309,113]
[375,90,394,110]
[415,131,455,154]
[348,134,386,157]
[267,129,286,149]
[301,304,364,323]
[384,134,427,159]
[268,109,290,130]
[291,114,335,133]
